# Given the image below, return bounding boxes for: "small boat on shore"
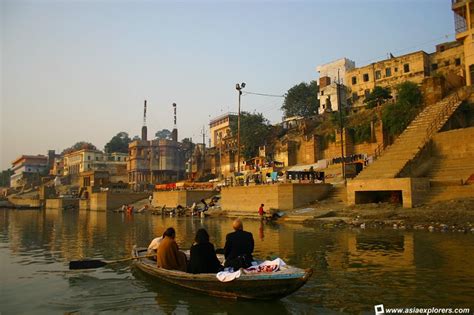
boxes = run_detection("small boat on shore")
[132,247,313,300]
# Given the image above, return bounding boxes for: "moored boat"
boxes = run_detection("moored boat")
[132,247,313,300]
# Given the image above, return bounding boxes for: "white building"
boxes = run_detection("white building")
[316,58,355,114]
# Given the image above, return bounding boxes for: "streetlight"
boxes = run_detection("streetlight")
[235,82,246,175]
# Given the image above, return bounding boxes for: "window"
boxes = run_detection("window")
[444,60,450,66]
[364,89,370,98]
[96,157,99,161]
[352,76,357,85]
[88,156,91,160]
[455,58,461,66]
[363,73,369,82]
[394,67,398,72]
[321,90,324,95]
[385,68,392,77]
[117,157,121,161]
[375,70,381,80]
[432,63,438,70]
[403,64,410,73]
[352,93,358,102]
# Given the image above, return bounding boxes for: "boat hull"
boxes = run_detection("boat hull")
[132,247,312,300]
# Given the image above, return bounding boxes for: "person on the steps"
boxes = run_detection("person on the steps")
[188,228,223,274]
[224,219,254,270]
[157,227,187,272]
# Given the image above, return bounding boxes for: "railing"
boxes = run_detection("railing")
[395,88,468,177]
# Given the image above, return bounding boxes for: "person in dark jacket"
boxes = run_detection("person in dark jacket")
[187,228,223,274]
[224,218,254,269]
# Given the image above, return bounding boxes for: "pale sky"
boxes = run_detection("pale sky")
[1,0,454,169]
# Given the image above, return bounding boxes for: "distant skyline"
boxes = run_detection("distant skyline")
[1,0,455,169]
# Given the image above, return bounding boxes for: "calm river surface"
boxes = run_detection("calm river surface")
[1,208,473,314]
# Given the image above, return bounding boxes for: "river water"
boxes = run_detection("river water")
[0,208,473,314]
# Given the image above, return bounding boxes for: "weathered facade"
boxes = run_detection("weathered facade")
[10,155,48,188]
[317,58,355,113]
[127,139,185,190]
[452,0,474,85]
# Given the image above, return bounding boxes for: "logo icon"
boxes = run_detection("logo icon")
[374,304,385,315]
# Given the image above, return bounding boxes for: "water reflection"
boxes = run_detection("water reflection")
[1,208,473,314]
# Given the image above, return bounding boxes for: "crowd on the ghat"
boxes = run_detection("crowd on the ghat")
[147,219,254,274]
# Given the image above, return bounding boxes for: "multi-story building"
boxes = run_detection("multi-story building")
[10,155,48,188]
[345,51,431,104]
[452,0,474,85]
[317,58,355,114]
[63,149,106,176]
[209,113,237,148]
[127,139,185,190]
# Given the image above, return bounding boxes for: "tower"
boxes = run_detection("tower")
[171,102,178,142]
[452,0,474,85]
[141,100,148,141]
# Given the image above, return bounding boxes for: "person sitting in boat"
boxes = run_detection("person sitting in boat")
[147,233,164,257]
[224,219,254,270]
[187,228,223,274]
[156,227,187,272]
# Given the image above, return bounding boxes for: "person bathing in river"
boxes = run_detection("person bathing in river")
[156,227,187,272]
[258,204,265,219]
[187,228,223,274]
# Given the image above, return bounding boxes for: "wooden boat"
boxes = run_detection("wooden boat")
[132,247,313,300]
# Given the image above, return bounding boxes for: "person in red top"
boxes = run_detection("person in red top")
[258,204,265,218]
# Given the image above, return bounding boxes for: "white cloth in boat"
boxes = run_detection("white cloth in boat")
[244,258,287,273]
[147,236,163,254]
[216,269,241,282]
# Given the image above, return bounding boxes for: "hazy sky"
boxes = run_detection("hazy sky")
[1,0,454,169]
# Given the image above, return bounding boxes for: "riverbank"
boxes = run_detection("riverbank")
[215,198,474,232]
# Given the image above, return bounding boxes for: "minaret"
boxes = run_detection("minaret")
[171,102,178,142]
[141,100,148,141]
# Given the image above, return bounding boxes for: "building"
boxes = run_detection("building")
[63,149,106,176]
[317,58,355,114]
[10,155,48,188]
[345,51,431,105]
[127,139,185,190]
[209,113,237,148]
[452,0,474,85]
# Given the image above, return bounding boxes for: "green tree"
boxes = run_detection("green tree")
[155,129,172,140]
[104,132,131,153]
[364,86,392,109]
[382,81,423,137]
[0,169,13,187]
[61,141,97,155]
[282,81,319,118]
[230,111,271,159]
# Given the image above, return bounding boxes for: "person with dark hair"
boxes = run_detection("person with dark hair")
[156,227,187,272]
[224,219,254,270]
[187,228,223,274]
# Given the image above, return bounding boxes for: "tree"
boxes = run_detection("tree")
[230,111,271,159]
[61,142,97,155]
[382,82,423,137]
[281,81,319,118]
[0,169,13,187]
[364,86,392,108]
[155,129,172,140]
[104,132,131,153]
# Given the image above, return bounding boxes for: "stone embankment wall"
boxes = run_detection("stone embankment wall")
[220,183,331,212]
[89,192,148,211]
[45,198,79,209]
[152,190,216,208]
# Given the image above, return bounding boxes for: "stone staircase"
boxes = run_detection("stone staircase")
[424,185,474,203]
[355,89,468,180]
[326,185,347,203]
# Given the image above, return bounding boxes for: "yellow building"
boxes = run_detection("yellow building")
[209,113,236,148]
[452,0,474,85]
[345,51,430,104]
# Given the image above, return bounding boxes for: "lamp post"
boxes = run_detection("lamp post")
[235,82,246,176]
